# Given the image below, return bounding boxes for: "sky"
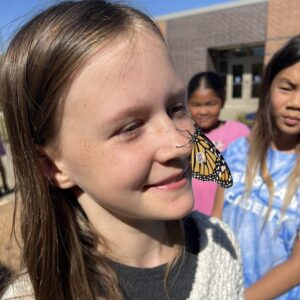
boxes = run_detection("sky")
[0,0,236,49]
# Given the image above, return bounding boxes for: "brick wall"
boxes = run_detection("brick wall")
[159,1,267,84]
[265,0,300,63]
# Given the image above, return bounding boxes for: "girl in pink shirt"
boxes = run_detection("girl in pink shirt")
[187,72,250,215]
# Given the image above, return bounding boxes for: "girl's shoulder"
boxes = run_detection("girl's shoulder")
[1,272,34,300]
[208,120,250,151]
[223,120,250,140]
[213,120,250,137]
[186,211,240,254]
[185,211,244,299]
[223,135,249,158]
[224,120,250,131]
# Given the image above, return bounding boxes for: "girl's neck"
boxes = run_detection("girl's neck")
[105,222,175,268]
[77,192,176,268]
[272,132,299,153]
[202,120,224,134]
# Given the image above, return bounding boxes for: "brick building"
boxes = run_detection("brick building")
[156,0,300,119]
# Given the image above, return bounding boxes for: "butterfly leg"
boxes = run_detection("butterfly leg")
[175,128,193,148]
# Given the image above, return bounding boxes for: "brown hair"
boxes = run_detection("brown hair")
[245,35,300,222]
[0,1,182,299]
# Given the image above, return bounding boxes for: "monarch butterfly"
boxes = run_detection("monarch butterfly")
[190,125,233,188]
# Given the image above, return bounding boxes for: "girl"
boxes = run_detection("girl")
[0,1,243,299]
[187,72,249,215]
[213,35,300,299]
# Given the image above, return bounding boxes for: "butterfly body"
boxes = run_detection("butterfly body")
[190,126,233,188]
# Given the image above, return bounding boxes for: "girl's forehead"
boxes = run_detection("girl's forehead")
[81,29,164,69]
[274,61,300,81]
[74,29,166,83]
[192,87,218,98]
[61,29,180,120]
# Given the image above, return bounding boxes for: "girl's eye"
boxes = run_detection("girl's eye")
[168,103,187,118]
[119,121,143,136]
[279,86,292,91]
[207,101,219,106]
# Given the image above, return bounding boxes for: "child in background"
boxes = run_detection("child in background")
[213,35,300,299]
[0,1,243,299]
[187,71,249,215]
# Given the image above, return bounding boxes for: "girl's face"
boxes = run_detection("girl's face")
[45,30,194,224]
[187,87,223,131]
[270,62,300,139]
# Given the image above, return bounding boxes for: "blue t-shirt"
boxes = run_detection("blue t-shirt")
[222,137,300,300]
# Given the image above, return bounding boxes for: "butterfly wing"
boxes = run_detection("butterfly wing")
[191,127,233,188]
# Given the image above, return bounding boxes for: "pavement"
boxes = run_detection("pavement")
[0,145,21,273]
[0,193,21,272]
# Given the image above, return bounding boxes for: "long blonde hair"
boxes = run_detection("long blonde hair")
[0,1,183,299]
[245,35,300,222]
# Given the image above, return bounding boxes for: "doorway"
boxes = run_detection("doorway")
[227,57,263,102]
[212,46,264,119]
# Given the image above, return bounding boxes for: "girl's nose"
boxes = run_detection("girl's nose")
[288,91,300,110]
[154,116,194,164]
[198,107,209,115]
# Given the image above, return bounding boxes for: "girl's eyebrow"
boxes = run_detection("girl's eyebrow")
[278,77,297,88]
[102,106,145,125]
[103,87,186,125]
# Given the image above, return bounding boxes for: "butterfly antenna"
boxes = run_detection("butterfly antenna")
[176,141,191,148]
[176,128,193,137]
[182,111,194,121]
[176,128,193,148]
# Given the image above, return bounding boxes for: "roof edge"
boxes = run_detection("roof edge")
[155,0,268,22]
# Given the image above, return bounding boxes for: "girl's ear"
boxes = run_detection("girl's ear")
[36,146,75,189]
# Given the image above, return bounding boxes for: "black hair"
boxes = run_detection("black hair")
[187,71,225,104]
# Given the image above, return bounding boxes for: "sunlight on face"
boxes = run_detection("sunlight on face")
[270,62,300,144]
[48,29,195,226]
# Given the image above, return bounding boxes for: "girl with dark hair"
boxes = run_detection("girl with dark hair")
[213,35,300,299]
[0,1,243,299]
[187,71,249,215]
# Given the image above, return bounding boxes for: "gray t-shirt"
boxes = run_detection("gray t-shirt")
[111,216,199,299]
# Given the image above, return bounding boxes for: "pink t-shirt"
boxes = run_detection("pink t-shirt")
[192,120,250,215]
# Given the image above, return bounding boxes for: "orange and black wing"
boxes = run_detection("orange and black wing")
[190,127,233,188]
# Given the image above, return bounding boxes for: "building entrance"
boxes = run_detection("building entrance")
[227,57,263,102]
[213,46,264,119]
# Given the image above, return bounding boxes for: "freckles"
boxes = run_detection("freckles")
[73,140,94,169]
[271,87,287,107]
[120,151,144,166]
[70,136,105,169]
[82,139,91,155]
[118,146,150,175]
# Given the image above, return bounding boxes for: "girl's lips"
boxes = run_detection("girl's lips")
[153,177,187,190]
[144,171,188,191]
[283,116,300,126]
[196,117,211,123]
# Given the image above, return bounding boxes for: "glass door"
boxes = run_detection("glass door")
[231,64,244,100]
[251,63,263,99]
[227,58,263,103]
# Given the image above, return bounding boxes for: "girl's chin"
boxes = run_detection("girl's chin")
[163,199,194,220]
[196,122,214,130]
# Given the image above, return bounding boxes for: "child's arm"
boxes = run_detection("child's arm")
[245,237,300,300]
[211,186,225,219]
